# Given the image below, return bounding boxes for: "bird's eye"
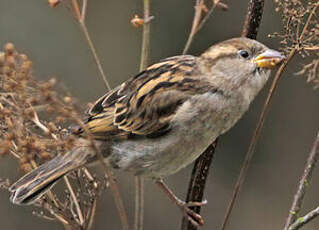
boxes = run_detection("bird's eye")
[239,50,250,59]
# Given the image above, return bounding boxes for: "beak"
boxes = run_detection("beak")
[253,49,285,68]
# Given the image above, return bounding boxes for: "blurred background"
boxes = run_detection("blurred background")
[0,0,318,229]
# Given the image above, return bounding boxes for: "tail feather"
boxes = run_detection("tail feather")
[9,139,94,205]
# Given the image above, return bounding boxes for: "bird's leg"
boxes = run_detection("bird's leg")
[155,179,207,227]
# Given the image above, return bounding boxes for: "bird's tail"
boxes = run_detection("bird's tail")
[9,139,95,205]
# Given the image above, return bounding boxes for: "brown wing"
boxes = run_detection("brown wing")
[84,55,208,140]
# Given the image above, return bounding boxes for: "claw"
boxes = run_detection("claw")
[177,200,207,227]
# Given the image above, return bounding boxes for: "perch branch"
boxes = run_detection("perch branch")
[181,141,218,230]
[241,0,265,39]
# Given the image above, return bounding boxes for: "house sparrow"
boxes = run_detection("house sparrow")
[9,37,284,226]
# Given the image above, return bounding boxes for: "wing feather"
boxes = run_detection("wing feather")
[83,55,207,140]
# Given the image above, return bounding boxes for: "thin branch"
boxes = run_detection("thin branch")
[135,176,144,230]
[139,0,151,71]
[135,1,151,229]
[64,176,85,225]
[284,132,319,230]
[183,0,204,55]
[288,206,319,230]
[181,141,218,230]
[81,0,88,22]
[71,0,111,90]
[183,0,223,54]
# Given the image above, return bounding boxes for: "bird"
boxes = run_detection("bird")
[9,37,285,226]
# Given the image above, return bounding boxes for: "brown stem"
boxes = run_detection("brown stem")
[71,0,111,90]
[183,0,221,54]
[135,176,144,230]
[181,141,218,230]
[241,0,265,39]
[183,0,204,54]
[284,132,319,230]
[135,1,152,229]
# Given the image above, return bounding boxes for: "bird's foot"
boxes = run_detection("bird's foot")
[177,199,207,227]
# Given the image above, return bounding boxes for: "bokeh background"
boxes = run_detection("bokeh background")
[0,0,319,229]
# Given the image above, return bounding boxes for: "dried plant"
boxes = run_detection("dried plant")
[271,0,319,89]
[0,43,104,230]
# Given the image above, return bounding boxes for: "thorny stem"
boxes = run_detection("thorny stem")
[135,1,152,229]
[284,132,319,230]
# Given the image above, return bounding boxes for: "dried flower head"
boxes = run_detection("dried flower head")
[271,0,319,88]
[0,43,103,228]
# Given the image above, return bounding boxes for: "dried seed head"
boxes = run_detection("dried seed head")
[48,0,60,8]
[0,52,5,66]
[4,43,15,55]
[64,96,72,103]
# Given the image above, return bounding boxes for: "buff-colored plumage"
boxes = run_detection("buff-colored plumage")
[9,37,284,226]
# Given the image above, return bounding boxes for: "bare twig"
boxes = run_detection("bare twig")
[284,132,319,230]
[221,2,319,229]
[71,0,111,90]
[64,176,85,225]
[183,0,224,54]
[135,176,144,230]
[81,0,88,22]
[135,1,151,229]
[183,0,204,55]
[139,0,151,71]
[288,206,319,230]
[181,141,218,230]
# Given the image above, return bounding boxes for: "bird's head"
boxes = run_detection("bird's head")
[200,37,285,101]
